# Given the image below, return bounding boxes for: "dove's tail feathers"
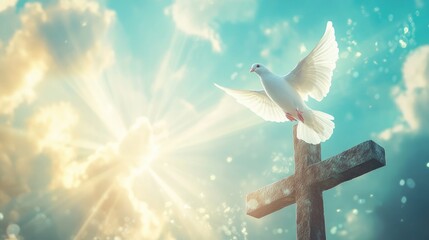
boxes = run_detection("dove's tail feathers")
[297,110,334,144]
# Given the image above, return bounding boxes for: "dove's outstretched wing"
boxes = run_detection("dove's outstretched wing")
[286,21,339,102]
[215,84,287,122]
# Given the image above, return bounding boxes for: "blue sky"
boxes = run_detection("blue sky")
[0,0,429,239]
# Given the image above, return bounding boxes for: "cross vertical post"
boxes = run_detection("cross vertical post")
[293,127,325,240]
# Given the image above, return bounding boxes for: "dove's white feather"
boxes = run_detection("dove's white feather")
[214,84,287,123]
[286,21,339,102]
[297,110,334,144]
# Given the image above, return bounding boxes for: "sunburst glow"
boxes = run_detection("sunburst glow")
[36,27,262,239]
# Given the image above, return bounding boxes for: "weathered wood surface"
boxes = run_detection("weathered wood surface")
[293,129,325,240]
[246,125,386,240]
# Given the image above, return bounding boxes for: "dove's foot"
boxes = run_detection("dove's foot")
[296,109,304,123]
[286,113,297,121]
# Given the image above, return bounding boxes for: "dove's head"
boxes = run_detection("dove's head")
[250,63,268,75]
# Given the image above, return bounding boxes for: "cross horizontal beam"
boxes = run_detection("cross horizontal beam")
[246,175,296,219]
[308,140,385,191]
[246,140,385,218]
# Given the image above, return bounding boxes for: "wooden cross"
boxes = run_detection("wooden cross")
[246,125,386,240]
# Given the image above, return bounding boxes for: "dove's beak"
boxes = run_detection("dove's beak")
[250,67,255,72]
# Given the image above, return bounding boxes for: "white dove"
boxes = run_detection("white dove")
[216,21,339,144]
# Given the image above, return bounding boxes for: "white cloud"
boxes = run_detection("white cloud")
[41,0,115,75]
[0,125,39,207]
[0,101,79,207]
[396,45,429,130]
[27,102,80,189]
[378,45,429,140]
[28,102,78,147]
[0,0,17,12]
[378,123,407,141]
[0,0,115,115]
[166,0,257,52]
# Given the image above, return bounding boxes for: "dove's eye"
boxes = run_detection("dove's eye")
[256,64,260,68]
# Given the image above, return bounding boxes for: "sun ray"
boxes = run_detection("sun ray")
[166,97,263,151]
[73,183,115,239]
